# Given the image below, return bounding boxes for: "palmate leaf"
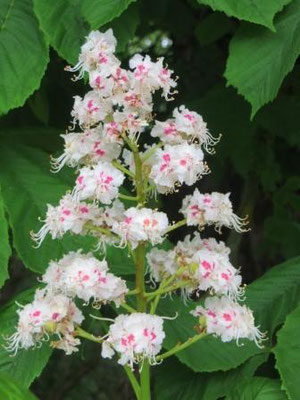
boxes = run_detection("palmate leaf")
[33,0,89,64]
[0,289,52,388]
[0,0,49,115]
[158,256,300,372]
[197,0,292,30]
[225,0,300,117]
[0,187,11,288]
[274,305,300,400]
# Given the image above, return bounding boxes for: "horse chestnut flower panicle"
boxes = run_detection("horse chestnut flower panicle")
[7,27,264,398]
[191,296,264,347]
[101,313,165,368]
[42,251,128,306]
[5,290,84,355]
[112,207,169,249]
[180,189,249,233]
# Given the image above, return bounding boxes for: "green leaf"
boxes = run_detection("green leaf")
[0,373,38,399]
[0,289,52,388]
[0,188,11,288]
[33,0,89,64]
[158,256,300,372]
[80,0,136,30]
[226,377,287,400]
[0,0,49,115]
[225,0,300,117]
[197,0,291,30]
[274,305,300,400]
[155,353,268,400]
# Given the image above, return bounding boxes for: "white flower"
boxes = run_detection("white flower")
[151,119,182,144]
[149,144,208,193]
[42,251,128,306]
[191,296,264,346]
[71,92,112,127]
[173,106,220,150]
[112,207,169,249]
[31,194,101,246]
[190,249,243,299]
[5,290,84,355]
[67,29,119,78]
[180,189,249,232]
[74,162,125,204]
[101,313,165,368]
[113,110,148,139]
[129,54,176,99]
[151,106,220,151]
[51,127,121,172]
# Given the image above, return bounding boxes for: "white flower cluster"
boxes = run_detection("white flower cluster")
[148,232,262,345]
[147,233,243,300]
[42,251,128,306]
[191,297,264,346]
[180,189,249,233]
[111,207,169,249]
[6,252,128,355]
[102,313,165,368]
[5,290,84,355]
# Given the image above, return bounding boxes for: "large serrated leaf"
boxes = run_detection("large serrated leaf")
[33,0,89,64]
[158,256,300,372]
[224,0,300,117]
[0,188,11,288]
[0,289,52,388]
[0,0,49,115]
[197,0,292,30]
[274,305,300,400]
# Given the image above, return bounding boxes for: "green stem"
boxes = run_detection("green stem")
[123,365,141,400]
[75,326,103,344]
[85,223,118,238]
[166,219,187,233]
[134,243,147,311]
[145,280,192,300]
[120,302,137,313]
[119,193,139,202]
[112,160,135,179]
[140,361,151,400]
[156,333,207,361]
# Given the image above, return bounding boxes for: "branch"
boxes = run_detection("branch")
[166,219,187,233]
[156,332,207,361]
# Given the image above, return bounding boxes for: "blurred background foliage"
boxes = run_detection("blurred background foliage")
[0,0,299,399]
